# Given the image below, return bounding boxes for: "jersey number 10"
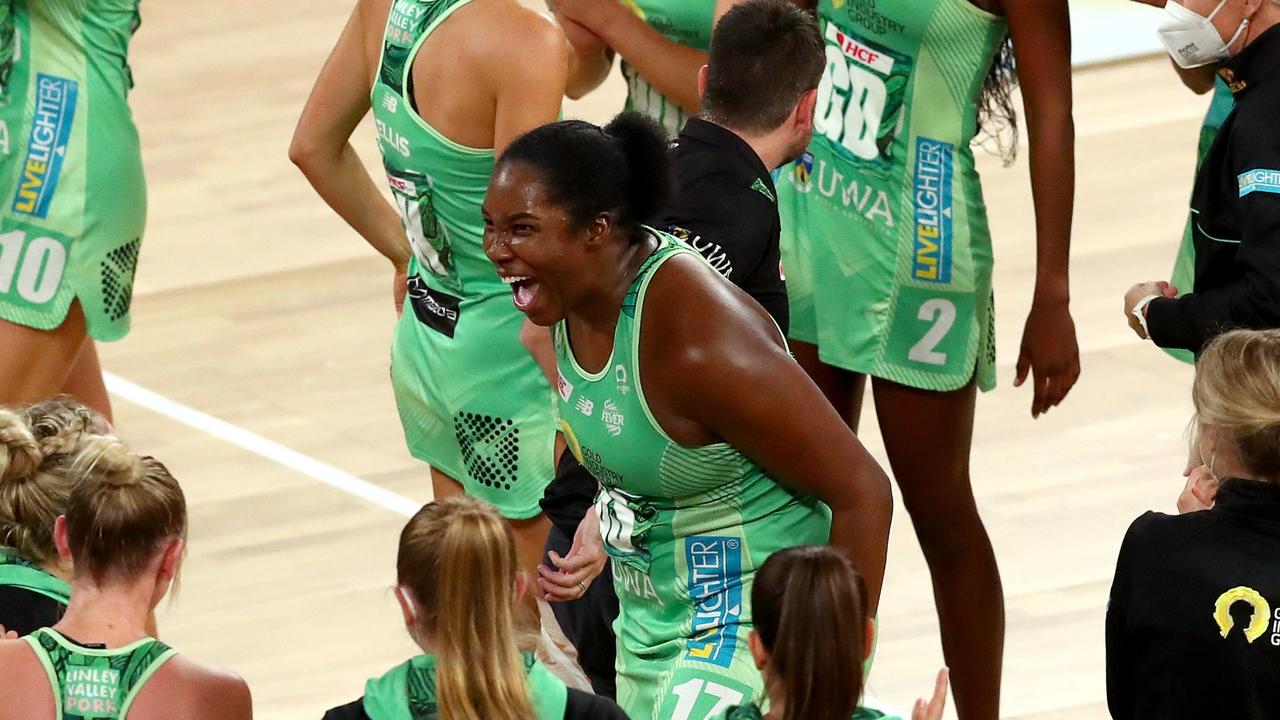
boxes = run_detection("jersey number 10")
[0,229,66,305]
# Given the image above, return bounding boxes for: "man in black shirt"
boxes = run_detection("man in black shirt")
[1125,3,1280,351]
[537,0,824,698]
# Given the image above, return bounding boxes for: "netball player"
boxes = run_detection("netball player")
[0,397,109,635]
[483,112,892,720]
[0,0,149,422]
[722,545,949,720]
[0,436,252,720]
[772,2,1079,716]
[321,497,625,720]
[291,0,585,580]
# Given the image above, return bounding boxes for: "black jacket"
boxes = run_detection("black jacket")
[1106,479,1280,719]
[664,117,788,334]
[1148,25,1280,351]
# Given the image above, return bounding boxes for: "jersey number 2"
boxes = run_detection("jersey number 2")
[908,298,956,366]
[671,679,745,720]
[0,230,66,304]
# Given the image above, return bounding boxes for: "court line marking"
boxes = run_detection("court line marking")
[104,372,419,518]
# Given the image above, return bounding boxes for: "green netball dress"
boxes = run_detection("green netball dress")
[554,231,832,720]
[0,0,145,342]
[619,0,714,137]
[777,0,1005,392]
[0,547,70,605]
[1165,78,1234,365]
[23,627,175,719]
[361,652,567,720]
[374,0,556,519]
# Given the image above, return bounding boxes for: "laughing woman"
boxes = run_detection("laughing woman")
[483,112,893,720]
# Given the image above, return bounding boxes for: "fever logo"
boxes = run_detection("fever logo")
[1214,586,1270,643]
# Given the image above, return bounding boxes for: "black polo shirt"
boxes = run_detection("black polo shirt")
[1106,479,1280,719]
[1147,25,1280,352]
[663,117,788,334]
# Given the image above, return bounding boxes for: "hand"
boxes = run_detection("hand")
[912,667,950,720]
[0,624,17,640]
[393,264,408,318]
[1177,465,1219,513]
[1123,281,1178,339]
[548,0,617,34]
[1014,301,1081,418]
[538,509,607,602]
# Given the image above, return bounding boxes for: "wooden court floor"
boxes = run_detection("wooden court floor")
[104,2,1208,717]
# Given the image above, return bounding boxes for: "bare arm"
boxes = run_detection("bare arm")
[289,2,410,273]
[558,14,616,100]
[1005,0,1080,418]
[488,10,571,154]
[649,259,893,611]
[552,0,748,115]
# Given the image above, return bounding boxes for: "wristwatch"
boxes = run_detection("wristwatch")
[1131,294,1161,340]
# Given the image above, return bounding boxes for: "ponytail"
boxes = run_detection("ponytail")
[498,112,673,242]
[603,111,672,234]
[397,498,536,720]
[753,545,868,720]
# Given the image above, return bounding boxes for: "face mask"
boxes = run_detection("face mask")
[1157,0,1251,69]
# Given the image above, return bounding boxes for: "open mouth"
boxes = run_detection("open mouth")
[502,274,540,311]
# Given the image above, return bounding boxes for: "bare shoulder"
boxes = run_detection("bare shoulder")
[473,0,568,64]
[641,251,785,368]
[131,655,252,720]
[0,639,54,720]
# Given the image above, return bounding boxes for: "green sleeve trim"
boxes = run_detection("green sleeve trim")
[399,0,498,157]
[23,632,64,720]
[118,647,179,718]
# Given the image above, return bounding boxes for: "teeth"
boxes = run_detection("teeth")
[501,275,531,285]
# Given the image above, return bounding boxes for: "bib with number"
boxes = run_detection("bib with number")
[777,0,1007,393]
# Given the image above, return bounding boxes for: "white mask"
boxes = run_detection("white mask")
[1157,0,1251,69]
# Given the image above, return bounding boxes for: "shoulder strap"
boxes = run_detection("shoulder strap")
[524,654,568,720]
[376,0,476,98]
[23,629,64,720]
[117,640,178,717]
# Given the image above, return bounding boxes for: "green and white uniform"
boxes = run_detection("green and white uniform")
[554,231,832,720]
[0,547,70,604]
[374,0,556,518]
[0,0,145,341]
[620,0,714,137]
[1165,78,1235,365]
[777,0,1006,392]
[723,702,902,720]
[361,652,567,720]
[23,627,175,719]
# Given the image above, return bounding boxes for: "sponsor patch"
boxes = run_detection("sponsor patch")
[63,664,121,716]
[1214,586,1270,644]
[1238,169,1280,197]
[749,177,775,202]
[556,370,573,402]
[13,74,77,218]
[406,275,461,338]
[826,23,895,74]
[912,137,954,283]
[684,536,743,667]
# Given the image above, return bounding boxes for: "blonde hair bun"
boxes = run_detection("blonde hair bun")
[0,409,41,485]
[74,435,145,487]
